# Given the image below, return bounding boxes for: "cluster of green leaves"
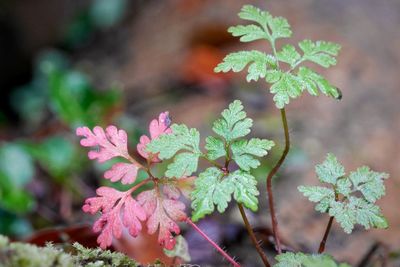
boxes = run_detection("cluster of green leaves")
[299,154,389,233]
[274,252,350,267]
[147,100,274,221]
[214,5,341,108]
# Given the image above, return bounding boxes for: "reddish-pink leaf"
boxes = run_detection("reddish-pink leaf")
[82,187,146,249]
[104,162,141,185]
[163,185,181,200]
[136,135,152,161]
[77,125,143,184]
[137,112,172,162]
[76,125,130,163]
[137,189,187,250]
[149,112,172,140]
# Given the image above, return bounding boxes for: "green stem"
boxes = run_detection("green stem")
[237,203,271,267]
[266,108,290,254]
[200,154,224,169]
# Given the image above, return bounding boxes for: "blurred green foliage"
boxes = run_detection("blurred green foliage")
[0,144,35,214]
[1,50,123,236]
[0,0,132,240]
[11,51,121,130]
[64,0,128,48]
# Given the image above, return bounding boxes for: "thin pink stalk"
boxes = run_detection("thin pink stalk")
[185,218,241,267]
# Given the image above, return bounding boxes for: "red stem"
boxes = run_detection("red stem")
[185,218,241,267]
[127,178,152,194]
[318,216,334,253]
[266,108,290,254]
[237,203,271,267]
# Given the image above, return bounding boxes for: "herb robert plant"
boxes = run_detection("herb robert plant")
[77,4,389,267]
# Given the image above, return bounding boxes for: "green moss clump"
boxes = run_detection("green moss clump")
[0,235,138,267]
[72,243,138,267]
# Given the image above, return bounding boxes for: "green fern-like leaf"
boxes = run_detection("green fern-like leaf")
[214,51,276,82]
[266,70,303,108]
[205,136,226,160]
[298,40,341,68]
[329,197,388,233]
[165,152,199,178]
[299,153,389,234]
[274,252,350,267]
[228,25,268,42]
[315,153,345,184]
[229,170,259,211]
[231,138,274,171]
[191,167,234,221]
[212,100,253,141]
[147,124,201,178]
[277,44,301,68]
[298,186,335,213]
[297,67,340,98]
[236,5,292,41]
[215,4,341,109]
[348,166,389,203]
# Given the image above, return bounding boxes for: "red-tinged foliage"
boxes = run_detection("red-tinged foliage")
[82,187,146,249]
[138,189,187,250]
[104,162,140,184]
[76,125,143,185]
[76,125,131,163]
[173,176,196,199]
[137,112,172,162]
[163,184,181,200]
[77,112,189,251]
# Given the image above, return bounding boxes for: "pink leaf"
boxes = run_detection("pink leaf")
[76,125,131,163]
[163,185,181,200]
[137,112,172,162]
[104,162,141,185]
[149,112,172,140]
[82,187,146,249]
[136,135,152,161]
[137,189,187,250]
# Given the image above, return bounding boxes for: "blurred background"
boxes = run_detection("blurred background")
[0,0,399,266]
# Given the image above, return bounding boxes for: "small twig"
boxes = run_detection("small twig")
[237,203,271,267]
[185,218,241,267]
[266,108,290,254]
[318,216,334,253]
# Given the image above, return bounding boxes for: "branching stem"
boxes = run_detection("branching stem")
[185,218,241,267]
[237,203,271,267]
[200,154,224,169]
[127,178,152,195]
[318,216,334,253]
[266,107,290,254]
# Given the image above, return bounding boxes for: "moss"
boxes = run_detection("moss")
[72,243,138,267]
[0,235,138,267]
